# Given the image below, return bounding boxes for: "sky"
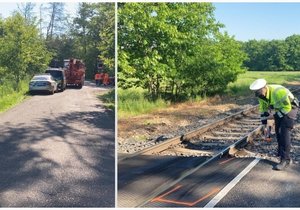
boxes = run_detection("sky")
[214,3,300,41]
[0,2,79,19]
[1,2,300,42]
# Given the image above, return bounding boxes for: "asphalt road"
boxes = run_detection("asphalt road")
[119,153,300,208]
[216,159,300,207]
[0,82,115,207]
[118,155,208,207]
[142,157,300,208]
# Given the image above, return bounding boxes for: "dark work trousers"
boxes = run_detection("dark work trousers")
[274,108,298,161]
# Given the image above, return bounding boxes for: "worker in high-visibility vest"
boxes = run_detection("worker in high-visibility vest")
[95,72,101,86]
[103,73,109,86]
[250,79,299,170]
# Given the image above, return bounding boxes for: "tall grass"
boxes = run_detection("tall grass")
[98,89,115,111]
[118,87,169,118]
[0,79,29,113]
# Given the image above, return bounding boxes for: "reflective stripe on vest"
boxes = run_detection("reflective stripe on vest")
[272,86,294,114]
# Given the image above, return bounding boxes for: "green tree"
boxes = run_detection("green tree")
[72,3,115,78]
[45,34,77,67]
[0,13,52,90]
[285,35,300,70]
[264,40,290,71]
[118,3,246,100]
[98,3,115,75]
[242,40,267,71]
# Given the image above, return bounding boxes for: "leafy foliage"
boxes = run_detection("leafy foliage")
[242,35,300,71]
[118,3,246,101]
[71,3,115,78]
[21,3,116,79]
[0,13,51,90]
[98,3,115,73]
[0,3,115,112]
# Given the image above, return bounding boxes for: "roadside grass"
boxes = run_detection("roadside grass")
[0,79,30,113]
[118,71,300,118]
[98,89,115,111]
[118,87,169,118]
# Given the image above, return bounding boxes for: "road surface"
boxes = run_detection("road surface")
[0,82,115,207]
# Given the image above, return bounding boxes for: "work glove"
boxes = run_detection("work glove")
[260,112,269,124]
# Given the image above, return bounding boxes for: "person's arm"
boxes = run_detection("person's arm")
[259,99,269,125]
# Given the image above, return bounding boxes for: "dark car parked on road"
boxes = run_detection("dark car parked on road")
[45,68,66,91]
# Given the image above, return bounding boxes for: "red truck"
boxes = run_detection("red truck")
[64,58,86,88]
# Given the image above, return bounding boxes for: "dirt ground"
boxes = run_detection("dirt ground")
[118,94,256,146]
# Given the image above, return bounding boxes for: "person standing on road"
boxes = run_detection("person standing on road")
[250,78,299,170]
[95,72,101,86]
[103,73,110,86]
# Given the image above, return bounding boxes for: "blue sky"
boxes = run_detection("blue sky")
[214,3,300,41]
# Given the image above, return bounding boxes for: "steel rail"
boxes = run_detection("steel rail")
[118,105,259,162]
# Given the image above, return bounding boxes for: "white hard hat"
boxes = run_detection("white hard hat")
[249,79,267,91]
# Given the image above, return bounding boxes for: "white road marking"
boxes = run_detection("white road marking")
[204,158,260,208]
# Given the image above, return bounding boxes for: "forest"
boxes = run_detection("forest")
[0,2,115,93]
[243,36,300,71]
[118,3,300,102]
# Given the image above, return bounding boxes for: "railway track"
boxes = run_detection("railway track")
[119,105,263,161]
[118,88,300,207]
[119,87,300,163]
[118,105,265,207]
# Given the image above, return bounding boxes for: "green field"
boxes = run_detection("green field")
[118,71,300,118]
[227,71,300,97]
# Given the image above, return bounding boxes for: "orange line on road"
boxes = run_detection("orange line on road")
[219,157,234,165]
[151,185,182,202]
[151,186,221,207]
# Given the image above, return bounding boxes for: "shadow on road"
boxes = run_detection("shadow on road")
[0,108,115,207]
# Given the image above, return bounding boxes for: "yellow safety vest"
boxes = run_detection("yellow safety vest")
[259,85,294,117]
